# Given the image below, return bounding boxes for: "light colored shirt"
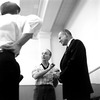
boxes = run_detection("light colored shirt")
[0,14,42,47]
[32,64,60,86]
[67,38,73,47]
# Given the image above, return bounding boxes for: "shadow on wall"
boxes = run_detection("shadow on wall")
[19,84,100,100]
[19,85,63,100]
[91,84,100,100]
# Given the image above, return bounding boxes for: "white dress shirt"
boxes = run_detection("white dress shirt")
[0,14,42,47]
[67,38,73,47]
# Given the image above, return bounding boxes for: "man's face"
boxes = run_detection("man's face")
[58,32,68,46]
[41,49,51,61]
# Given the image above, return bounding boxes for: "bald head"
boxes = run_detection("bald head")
[58,29,72,46]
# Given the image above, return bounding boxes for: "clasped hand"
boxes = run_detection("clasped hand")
[1,43,21,57]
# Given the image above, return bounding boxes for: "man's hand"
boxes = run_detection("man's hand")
[1,43,21,57]
[12,43,21,57]
[50,63,55,69]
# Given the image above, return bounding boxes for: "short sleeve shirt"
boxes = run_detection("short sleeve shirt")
[0,14,42,46]
[32,64,59,86]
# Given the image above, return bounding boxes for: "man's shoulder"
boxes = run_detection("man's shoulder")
[32,64,43,71]
[74,39,85,49]
[26,14,42,22]
[74,39,84,44]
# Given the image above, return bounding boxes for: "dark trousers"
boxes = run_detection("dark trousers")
[33,84,56,100]
[0,50,20,100]
[67,94,91,100]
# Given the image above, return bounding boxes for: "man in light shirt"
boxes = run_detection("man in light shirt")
[32,49,60,100]
[0,1,42,100]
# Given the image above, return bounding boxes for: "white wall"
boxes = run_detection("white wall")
[16,39,40,85]
[65,0,100,83]
[65,0,100,72]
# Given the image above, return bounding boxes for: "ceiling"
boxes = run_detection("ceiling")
[20,0,40,15]
[20,0,84,34]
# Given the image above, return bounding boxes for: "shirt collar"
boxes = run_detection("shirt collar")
[40,63,49,69]
[67,38,73,47]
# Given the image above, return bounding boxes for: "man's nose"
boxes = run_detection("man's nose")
[59,39,62,43]
[42,53,45,56]
[59,39,61,42]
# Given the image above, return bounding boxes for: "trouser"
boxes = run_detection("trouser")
[0,50,20,100]
[66,94,91,100]
[33,84,56,100]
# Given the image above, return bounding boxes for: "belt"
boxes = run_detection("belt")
[0,48,15,55]
[0,48,3,53]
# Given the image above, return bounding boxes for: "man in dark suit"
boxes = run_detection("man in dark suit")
[58,29,93,100]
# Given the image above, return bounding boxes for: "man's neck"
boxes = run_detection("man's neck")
[67,38,73,47]
[42,61,49,68]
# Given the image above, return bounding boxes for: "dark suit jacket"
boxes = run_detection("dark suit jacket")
[59,39,93,98]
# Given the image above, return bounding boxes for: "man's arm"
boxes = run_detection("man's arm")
[32,64,55,79]
[16,33,33,47]
[1,15,43,56]
[1,33,33,56]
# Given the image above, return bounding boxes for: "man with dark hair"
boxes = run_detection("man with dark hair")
[58,29,93,100]
[0,1,42,100]
[0,1,20,15]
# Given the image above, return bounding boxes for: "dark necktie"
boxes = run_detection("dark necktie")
[65,46,69,54]
[66,46,69,51]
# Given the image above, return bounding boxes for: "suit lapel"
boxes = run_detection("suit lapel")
[68,39,75,50]
[65,39,75,54]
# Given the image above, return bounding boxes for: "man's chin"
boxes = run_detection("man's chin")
[62,44,65,46]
